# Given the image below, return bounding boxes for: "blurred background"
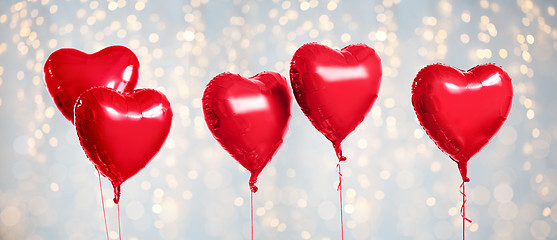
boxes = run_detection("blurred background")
[1,0,556,239]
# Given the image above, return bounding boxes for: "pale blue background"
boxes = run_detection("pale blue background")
[0,0,556,239]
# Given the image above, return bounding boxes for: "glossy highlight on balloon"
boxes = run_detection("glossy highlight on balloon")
[74,87,173,203]
[290,43,382,160]
[44,46,139,123]
[411,63,513,182]
[202,72,292,193]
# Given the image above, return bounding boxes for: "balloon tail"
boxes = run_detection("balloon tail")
[333,142,347,162]
[337,163,344,240]
[112,182,121,204]
[249,172,259,193]
[460,181,472,240]
[251,191,254,240]
[117,202,122,240]
[458,162,470,182]
[97,169,109,240]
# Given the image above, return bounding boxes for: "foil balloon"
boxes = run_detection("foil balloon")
[74,87,173,203]
[44,46,139,123]
[202,72,291,193]
[290,43,382,160]
[411,63,513,182]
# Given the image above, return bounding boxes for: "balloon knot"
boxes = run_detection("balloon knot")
[250,184,258,193]
[249,173,259,193]
[112,182,121,204]
[333,142,346,162]
[463,176,470,182]
[457,161,470,183]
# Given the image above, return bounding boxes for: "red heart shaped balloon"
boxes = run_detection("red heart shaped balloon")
[412,64,513,182]
[290,43,382,160]
[74,87,172,203]
[202,72,292,192]
[44,46,139,123]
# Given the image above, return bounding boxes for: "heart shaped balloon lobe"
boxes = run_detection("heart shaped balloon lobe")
[44,46,139,123]
[290,43,382,157]
[412,64,513,181]
[74,87,172,203]
[202,72,291,192]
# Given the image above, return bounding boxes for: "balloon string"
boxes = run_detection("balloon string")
[251,191,254,240]
[117,203,122,240]
[97,169,109,240]
[460,181,471,240]
[337,163,344,240]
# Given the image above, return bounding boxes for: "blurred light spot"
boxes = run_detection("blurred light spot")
[423,16,437,26]
[374,191,384,200]
[530,220,550,239]
[149,33,159,43]
[345,204,355,214]
[430,161,441,172]
[152,204,162,214]
[135,1,145,11]
[532,128,540,138]
[426,197,436,206]
[154,188,164,198]
[499,49,508,58]
[256,207,265,216]
[298,230,311,240]
[413,129,424,139]
[498,202,518,220]
[141,181,151,190]
[375,31,387,41]
[527,109,535,119]
[277,223,287,232]
[182,191,192,200]
[341,33,351,43]
[108,1,118,10]
[297,199,307,208]
[494,184,513,203]
[379,170,390,180]
[50,182,59,192]
[526,34,534,44]
[461,11,471,22]
[470,223,479,232]
[286,168,296,178]
[188,170,198,180]
[109,231,118,239]
[270,218,279,227]
[234,197,243,207]
[357,139,367,149]
[448,207,458,216]
[0,206,21,227]
[543,207,551,217]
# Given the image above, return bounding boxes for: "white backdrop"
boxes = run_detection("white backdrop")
[0,0,556,239]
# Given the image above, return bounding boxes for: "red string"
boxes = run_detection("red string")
[97,169,109,240]
[337,163,344,240]
[117,203,122,240]
[459,181,472,240]
[251,191,254,240]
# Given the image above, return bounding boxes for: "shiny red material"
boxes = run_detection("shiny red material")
[74,87,173,203]
[44,46,139,123]
[202,72,292,193]
[290,43,382,160]
[411,64,513,182]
